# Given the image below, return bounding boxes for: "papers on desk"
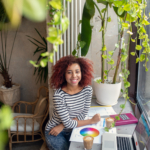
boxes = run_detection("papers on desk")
[70,106,117,144]
[88,106,117,117]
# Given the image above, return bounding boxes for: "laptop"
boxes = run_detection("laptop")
[102,112,150,150]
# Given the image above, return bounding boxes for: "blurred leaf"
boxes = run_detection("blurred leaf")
[72,49,76,56]
[120,104,125,109]
[22,0,47,22]
[130,52,135,56]
[104,127,109,132]
[123,4,131,11]
[80,41,86,48]
[40,58,48,67]
[81,1,95,56]
[49,0,62,10]
[115,116,120,120]
[61,16,69,33]
[136,45,142,50]
[107,16,111,22]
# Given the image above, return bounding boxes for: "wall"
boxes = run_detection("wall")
[0,18,48,104]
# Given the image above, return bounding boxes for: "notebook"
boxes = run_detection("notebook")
[110,113,138,126]
[102,112,150,150]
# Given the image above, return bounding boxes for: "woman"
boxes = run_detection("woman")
[45,55,101,150]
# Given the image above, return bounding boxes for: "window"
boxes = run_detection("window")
[137,0,150,125]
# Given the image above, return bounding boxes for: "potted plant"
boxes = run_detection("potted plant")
[27,28,48,84]
[72,0,150,129]
[0,8,20,107]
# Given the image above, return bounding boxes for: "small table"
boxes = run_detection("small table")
[69,97,137,150]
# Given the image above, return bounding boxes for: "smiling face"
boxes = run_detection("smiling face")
[65,63,82,87]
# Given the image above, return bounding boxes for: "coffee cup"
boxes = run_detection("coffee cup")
[105,117,114,128]
[83,136,94,150]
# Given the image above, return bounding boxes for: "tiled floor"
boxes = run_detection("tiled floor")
[5,140,43,150]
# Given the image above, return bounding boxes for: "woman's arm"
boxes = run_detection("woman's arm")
[74,113,101,127]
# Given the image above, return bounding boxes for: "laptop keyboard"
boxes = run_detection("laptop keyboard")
[117,137,132,150]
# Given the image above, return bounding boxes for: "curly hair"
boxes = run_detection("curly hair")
[50,55,94,89]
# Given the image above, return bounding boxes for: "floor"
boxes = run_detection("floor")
[5,140,43,150]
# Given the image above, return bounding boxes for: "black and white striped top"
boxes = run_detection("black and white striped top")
[45,86,93,131]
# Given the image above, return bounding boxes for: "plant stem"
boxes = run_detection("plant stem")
[101,18,105,83]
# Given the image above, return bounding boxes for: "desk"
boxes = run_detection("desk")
[69,97,137,150]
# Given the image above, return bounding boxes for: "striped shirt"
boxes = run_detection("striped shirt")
[45,86,93,131]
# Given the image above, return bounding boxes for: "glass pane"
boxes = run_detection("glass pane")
[137,0,150,122]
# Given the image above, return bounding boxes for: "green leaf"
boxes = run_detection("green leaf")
[29,60,39,67]
[78,33,81,41]
[99,27,104,32]
[121,54,128,62]
[53,11,61,25]
[122,23,129,29]
[108,59,114,65]
[72,49,76,56]
[121,89,123,93]
[86,0,95,17]
[108,51,114,56]
[113,6,126,18]
[107,17,111,22]
[41,52,49,57]
[130,52,135,56]
[80,41,86,48]
[81,2,95,56]
[131,38,135,42]
[124,81,130,88]
[96,79,102,84]
[101,8,106,13]
[61,16,69,33]
[123,4,131,11]
[66,0,72,2]
[102,55,107,59]
[120,104,125,109]
[142,20,150,25]
[136,45,142,50]
[49,0,62,10]
[142,41,148,48]
[140,54,145,62]
[22,0,47,22]
[102,45,107,51]
[104,127,109,132]
[111,122,115,127]
[104,70,108,74]
[118,7,124,15]
[136,58,140,63]
[145,68,149,72]
[40,58,48,67]
[126,13,136,22]
[115,116,120,120]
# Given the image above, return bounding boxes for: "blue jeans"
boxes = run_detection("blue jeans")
[45,129,72,150]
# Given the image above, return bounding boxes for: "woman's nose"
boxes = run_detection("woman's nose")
[72,72,76,77]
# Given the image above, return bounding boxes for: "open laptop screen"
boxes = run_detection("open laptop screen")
[133,113,150,150]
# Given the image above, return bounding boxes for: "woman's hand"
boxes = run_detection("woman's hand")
[49,124,64,136]
[91,113,101,124]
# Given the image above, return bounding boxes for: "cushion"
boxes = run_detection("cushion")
[10,113,40,132]
[34,95,47,123]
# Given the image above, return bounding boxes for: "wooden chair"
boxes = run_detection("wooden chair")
[8,86,49,150]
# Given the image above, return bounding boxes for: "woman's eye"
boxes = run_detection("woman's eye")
[67,72,72,74]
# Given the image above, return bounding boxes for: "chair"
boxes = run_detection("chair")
[8,86,49,150]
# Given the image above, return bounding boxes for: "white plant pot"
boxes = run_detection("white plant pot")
[0,84,20,106]
[93,77,121,106]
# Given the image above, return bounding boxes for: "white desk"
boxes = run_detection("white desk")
[69,97,137,150]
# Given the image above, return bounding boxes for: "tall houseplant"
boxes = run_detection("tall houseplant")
[27,28,48,84]
[75,0,150,128]
[0,11,20,106]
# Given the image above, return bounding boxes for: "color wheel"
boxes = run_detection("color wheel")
[80,128,99,137]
